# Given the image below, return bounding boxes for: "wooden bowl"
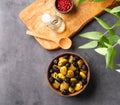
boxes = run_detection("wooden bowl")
[55,0,74,14]
[47,52,90,97]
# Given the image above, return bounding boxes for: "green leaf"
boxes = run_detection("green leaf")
[117,64,120,67]
[117,39,120,45]
[98,36,109,47]
[77,0,85,6]
[116,69,120,73]
[115,20,120,26]
[90,0,105,2]
[108,29,115,45]
[112,13,120,19]
[80,31,103,40]
[105,9,120,18]
[77,0,105,6]
[105,8,120,19]
[108,29,115,36]
[105,46,116,69]
[111,6,120,13]
[104,42,112,47]
[78,41,98,49]
[94,17,111,29]
[115,13,120,18]
[104,8,112,13]
[108,35,120,43]
[95,48,107,55]
[108,29,115,44]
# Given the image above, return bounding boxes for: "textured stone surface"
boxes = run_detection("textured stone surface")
[0,0,120,105]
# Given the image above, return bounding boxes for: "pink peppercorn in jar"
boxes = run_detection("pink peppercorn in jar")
[55,0,74,14]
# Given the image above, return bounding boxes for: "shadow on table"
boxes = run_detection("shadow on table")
[71,64,98,100]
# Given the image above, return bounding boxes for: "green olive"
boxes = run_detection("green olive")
[68,87,75,93]
[68,64,76,71]
[51,72,58,79]
[70,78,77,82]
[58,59,67,67]
[59,57,65,61]
[77,60,83,68]
[57,73,65,80]
[75,82,82,91]
[66,70,74,78]
[52,80,60,89]
[69,55,73,63]
[80,71,86,79]
[60,82,69,91]
[60,66,67,75]
[81,69,87,74]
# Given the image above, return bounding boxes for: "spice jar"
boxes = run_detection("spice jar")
[41,13,65,33]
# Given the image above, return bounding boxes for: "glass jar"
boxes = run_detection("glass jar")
[41,13,65,33]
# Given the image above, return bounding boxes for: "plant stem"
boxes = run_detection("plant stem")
[113,43,118,47]
[103,25,116,35]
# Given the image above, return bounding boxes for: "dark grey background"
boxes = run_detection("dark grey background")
[0,0,120,105]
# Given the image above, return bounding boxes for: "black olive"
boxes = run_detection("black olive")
[66,62,71,67]
[70,82,76,88]
[53,59,58,65]
[73,61,78,67]
[64,54,69,59]
[81,64,88,71]
[56,78,63,83]
[49,68,54,74]
[74,70,79,76]
[73,56,80,62]
[53,66,60,73]
[82,79,87,85]
[65,77,70,83]
[61,90,68,95]
[75,75,82,81]
[49,77,54,83]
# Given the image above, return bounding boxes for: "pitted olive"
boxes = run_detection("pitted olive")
[68,64,76,71]
[68,87,75,93]
[77,59,83,68]
[51,72,58,79]
[57,73,65,80]
[58,59,67,67]
[80,71,86,79]
[81,69,87,74]
[69,55,73,63]
[70,78,77,82]
[52,80,60,89]
[75,82,82,91]
[60,66,67,75]
[60,81,69,91]
[66,70,74,78]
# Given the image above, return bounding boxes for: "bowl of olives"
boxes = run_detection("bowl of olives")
[47,52,90,96]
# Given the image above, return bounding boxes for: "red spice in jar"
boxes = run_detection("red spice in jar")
[57,0,72,12]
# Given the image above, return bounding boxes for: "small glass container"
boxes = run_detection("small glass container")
[41,13,65,33]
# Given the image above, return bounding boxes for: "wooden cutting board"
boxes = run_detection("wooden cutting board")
[19,0,118,50]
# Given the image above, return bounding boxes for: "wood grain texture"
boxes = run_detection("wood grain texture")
[19,0,118,50]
